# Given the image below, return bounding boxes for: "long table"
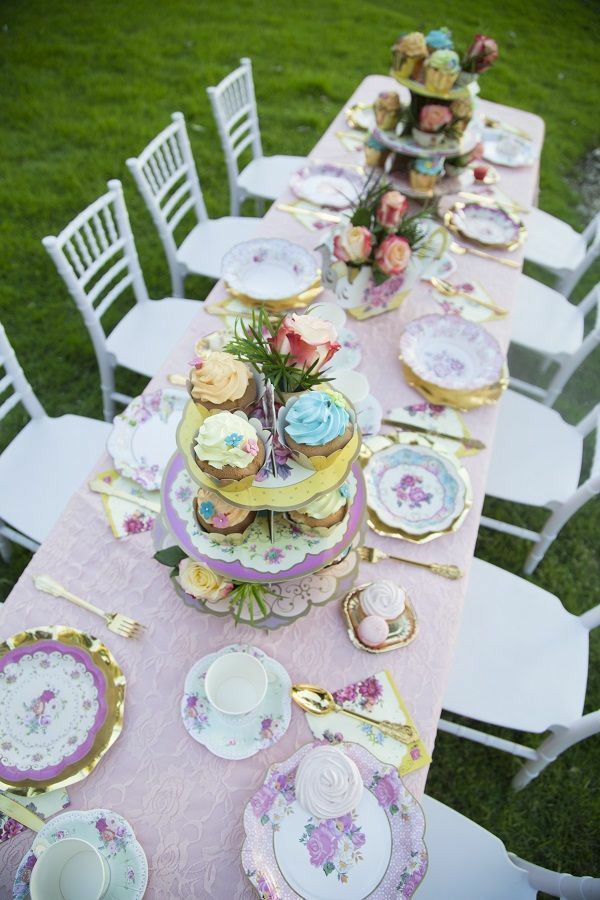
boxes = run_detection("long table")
[0,75,544,896]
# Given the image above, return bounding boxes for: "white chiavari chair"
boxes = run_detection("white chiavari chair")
[524,208,600,297]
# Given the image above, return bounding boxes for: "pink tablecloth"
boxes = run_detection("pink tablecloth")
[0,76,544,896]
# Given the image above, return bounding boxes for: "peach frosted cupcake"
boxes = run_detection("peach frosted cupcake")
[391,32,428,80]
[188,350,257,413]
[194,487,256,537]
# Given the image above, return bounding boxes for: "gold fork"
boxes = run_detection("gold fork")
[33,575,145,639]
[450,241,520,268]
[357,546,464,579]
[429,277,508,316]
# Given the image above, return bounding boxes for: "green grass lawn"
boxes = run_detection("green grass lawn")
[1,0,599,882]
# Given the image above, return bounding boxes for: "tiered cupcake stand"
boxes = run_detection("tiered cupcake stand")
[154,393,367,630]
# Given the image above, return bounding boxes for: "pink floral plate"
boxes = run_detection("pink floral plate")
[13,808,147,899]
[444,201,525,249]
[242,741,427,899]
[0,627,125,796]
[181,644,291,760]
[399,314,504,391]
[221,239,319,301]
[290,164,364,209]
[364,436,471,539]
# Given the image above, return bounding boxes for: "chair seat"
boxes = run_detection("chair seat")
[524,207,587,274]
[107,298,202,378]
[177,216,262,280]
[443,559,589,732]
[238,155,306,201]
[486,390,582,507]
[0,415,110,544]
[512,274,584,356]
[418,795,534,900]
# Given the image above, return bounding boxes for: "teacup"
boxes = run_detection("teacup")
[328,369,369,410]
[30,837,110,900]
[205,651,268,719]
[306,301,347,330]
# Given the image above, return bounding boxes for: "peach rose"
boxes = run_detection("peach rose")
[269,313,340,370]
[419,104,453,133]
[376,191,409,230]
[333,225,373,264]
[177,558,233,602]
[375,235,412,276]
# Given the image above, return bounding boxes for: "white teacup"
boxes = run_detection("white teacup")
[306,301,347,330]
[30,837,110,900]
[328,369,370,410]
[205,651,268,718]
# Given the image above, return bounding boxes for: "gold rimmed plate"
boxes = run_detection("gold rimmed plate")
[343,583,418,653]
[345,102,376,131]
[0,626,126,797]
[443,201,527,251]
[402,361,509,411]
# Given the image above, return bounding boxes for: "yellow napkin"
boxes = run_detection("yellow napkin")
[96,469,158,539]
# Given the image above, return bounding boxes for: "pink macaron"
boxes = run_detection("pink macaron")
[356,614,389,648]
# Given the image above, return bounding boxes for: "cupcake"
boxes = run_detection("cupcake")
[296,746,363,819]
[283,388,354,461]
[425,27,454,52]
[424,49,461,93]
[450,97,474,134]
[193,411,265,482]
[391,32,428,80]
[360,580,406,622]
[188,350,257,412]
[364,135,389,169]
[374,91,402,131]
[409,156,444,191]
[288,483,349,532]
[194,487,256,537]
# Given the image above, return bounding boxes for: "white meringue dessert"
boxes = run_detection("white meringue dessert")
[360,580,406,621]
[295,745,363,819]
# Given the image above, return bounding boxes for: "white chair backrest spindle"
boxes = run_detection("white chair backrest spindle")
[0,323,45,423]
[42,180,149,340]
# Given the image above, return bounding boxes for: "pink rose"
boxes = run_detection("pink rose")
[374,772,400,808]
[306,822,339,868]
[375,235,412,276]
[376,191,409,230]
[419,104,453,133]
[251,784,277,818]
[269,313,340,371]
[333,225,373,264]
[463,34,498,73]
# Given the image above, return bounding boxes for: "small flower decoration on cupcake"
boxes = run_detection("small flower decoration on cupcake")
[200,500,215,519]
[225,432,243,448]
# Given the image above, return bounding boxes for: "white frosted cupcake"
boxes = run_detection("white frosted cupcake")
[360,580,406,622]
[288,483,349,533]
[295,746,363,819]
[193,411,265,482]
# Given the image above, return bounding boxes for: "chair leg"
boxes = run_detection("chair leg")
[511,711,600,791]
[168,261,186,299]
[0,527,12,562]
[100,361,117,422]
[230,190,241,216]
[254,197,266,216]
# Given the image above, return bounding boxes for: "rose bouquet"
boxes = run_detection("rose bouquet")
[332,176,430,285]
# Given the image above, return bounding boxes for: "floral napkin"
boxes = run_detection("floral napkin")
[277,199,340,234]
[96,469,157,538]
[335,129,367,154]
[428,278,502,323]
[385,401,481,458]
[0,788,69,842]
[304,670,430,777]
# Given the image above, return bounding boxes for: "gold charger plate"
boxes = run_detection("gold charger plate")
[225,275,323,312]
[402,361,509,411]
[443,201,527,251]
[342,583,418,653]
[0,626,125,797]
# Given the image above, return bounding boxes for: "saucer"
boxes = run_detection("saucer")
[181,644,292,760]
[357,395,383,437]
[13,809,148,899]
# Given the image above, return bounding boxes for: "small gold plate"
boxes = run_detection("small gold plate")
[343,584,418,653]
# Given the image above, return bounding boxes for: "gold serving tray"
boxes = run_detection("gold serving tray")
[342,584,418,653]
[0,626,125,797]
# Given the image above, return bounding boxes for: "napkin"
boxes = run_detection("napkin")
[277,199,339,234]
[335,130,367,154]
[96,469,157,539]
[304,670,431,776]
[428,278,502,324]
[384,402,481,458]
[0,788,69,842]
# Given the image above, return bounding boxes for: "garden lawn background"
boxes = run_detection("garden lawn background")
[1,0,599,884]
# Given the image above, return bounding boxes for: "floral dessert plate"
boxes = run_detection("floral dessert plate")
[444,201,526,249]
[290,164,364,210]
[345,103,376,131]
[242,740,427,899]
[481,127,538,167]
[372,119,480,159]
[221,239,319,302]
[13,808,147,899]
[364,435,471,540]
[107,389,187,491]
[181,644,291,760]
[399,314,504,392]
[0,627,125,796]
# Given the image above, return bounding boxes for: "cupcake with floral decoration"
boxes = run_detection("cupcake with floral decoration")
[282,388,354,464]
[409,156,444,192]
[391,32,428,80]
[194,487,256,537]
[374,91,402,131]
[288,483,350,533]
[425,27,453,53]
[424,49,461,93]
[188,350,257,413]
[193,411,266,482]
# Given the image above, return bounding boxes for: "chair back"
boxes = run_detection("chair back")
[0,323,45,425]
[42,180,149,348]
[207,58,263,200]
[559,212,600,296]
[126,113,207,294]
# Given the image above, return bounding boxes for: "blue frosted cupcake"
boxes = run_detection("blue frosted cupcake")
[409,156,445,191]
[425,28,454,52]
[283,389,354,459]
